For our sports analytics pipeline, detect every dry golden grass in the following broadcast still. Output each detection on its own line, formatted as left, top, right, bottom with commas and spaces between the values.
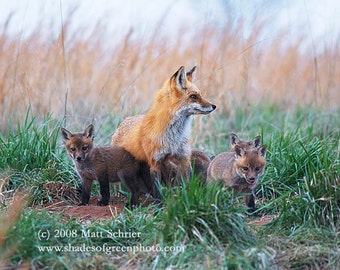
0, 193, 27, 268
0, 13, 339, 132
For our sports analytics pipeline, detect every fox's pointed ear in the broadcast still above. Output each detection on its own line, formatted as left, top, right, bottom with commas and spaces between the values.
84, 124, 95, 140
61, 128, 72, 142
171, 66, 187, 91
234, 145, 245, 158
259, 145, 267, 157
253, 136, 261, 148
186, 66, 197, 82
230, 133, 240, 145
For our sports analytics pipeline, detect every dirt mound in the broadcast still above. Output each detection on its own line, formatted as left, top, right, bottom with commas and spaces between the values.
41, 195, 154, 222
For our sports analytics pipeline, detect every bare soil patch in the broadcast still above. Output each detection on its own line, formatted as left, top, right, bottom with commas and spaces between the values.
40, 194, 154, 223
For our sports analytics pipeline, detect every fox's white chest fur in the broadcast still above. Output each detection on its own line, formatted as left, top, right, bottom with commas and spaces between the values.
153, 114, 192, 162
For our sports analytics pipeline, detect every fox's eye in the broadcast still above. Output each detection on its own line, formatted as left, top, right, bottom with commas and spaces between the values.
82, 146, 88, 151
255, 166, 261, 172
242, 166, 248, 171
70, 147, 76, 152
190, 94, 198, 100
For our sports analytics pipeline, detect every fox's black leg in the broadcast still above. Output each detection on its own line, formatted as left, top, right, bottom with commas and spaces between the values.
140, 162, 153, 192
124, 178, 139, 209
79, 179, 93, 206
138, 162, 162, 207
246, 194, 256, 215
150, 169, 163, 211
126, 189, 139, 209
98, 178, 110, 206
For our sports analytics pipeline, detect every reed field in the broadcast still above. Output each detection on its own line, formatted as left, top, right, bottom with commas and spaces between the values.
0, 8, 339, 269
0, 11, 339, 130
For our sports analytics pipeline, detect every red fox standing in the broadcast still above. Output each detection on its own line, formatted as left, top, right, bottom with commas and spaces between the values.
111, 66, 216, 187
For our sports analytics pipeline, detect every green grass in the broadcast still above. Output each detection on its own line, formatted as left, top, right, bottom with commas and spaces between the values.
0, 109, 79, 206
0, 109, 61, 171
158, 178, 254, 246
0, 105, 339, 269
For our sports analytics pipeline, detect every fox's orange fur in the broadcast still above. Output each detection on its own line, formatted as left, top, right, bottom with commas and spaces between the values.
111, 66, 216, 184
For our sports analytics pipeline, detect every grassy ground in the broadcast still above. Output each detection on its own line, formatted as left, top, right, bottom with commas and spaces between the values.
0, 105, 339, 269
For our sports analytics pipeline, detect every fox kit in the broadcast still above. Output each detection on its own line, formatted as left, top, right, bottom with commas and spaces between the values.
61, 124, 153, 207
207, 144, 267, 213
191, 148, 211, 181
229, 133, 261, 152
111, 66, 216, 186
154, 148, 211, 185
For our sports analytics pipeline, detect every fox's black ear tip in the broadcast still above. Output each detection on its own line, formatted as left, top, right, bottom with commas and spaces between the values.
259, 145, 267, 156
61, 128, 71, 141
84, 124, 95, 138
187, 66, 197, 74
180, 66, 186, 72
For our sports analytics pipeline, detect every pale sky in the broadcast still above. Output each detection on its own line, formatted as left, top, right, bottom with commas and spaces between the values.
1, 0, 339, 47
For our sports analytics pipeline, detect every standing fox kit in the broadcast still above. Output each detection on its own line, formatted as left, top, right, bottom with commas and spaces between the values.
61, 124, 152, 207
208, 143, 266, 213
111, 66, 216, 185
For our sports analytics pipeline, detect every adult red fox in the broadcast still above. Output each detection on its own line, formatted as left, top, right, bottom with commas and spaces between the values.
61, 124, 154, 207
111, 66, 216, 185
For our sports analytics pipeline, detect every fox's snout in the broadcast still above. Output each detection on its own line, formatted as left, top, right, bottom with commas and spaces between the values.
75, 150, 88, 162
68, 152, 85, 162
203, 104, 216, 115
208, 104, 217, 113
246, 176, 257, 185
75, 155, 83, 162
189, 100, 216, 115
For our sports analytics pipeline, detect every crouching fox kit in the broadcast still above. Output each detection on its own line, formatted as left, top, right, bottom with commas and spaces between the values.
61, 124, 153, 207
111, 66, 216, 186
208, 137, 266, 213
191, 134, 261, 183
155, 148, 211, 185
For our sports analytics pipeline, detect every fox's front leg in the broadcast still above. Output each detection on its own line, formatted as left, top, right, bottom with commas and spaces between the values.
121, 174, 140, 209
127, 184, 140, 209
245, 193, 256, 215
150, 164, 162, 204
79, 178, 93, 206
98, 177, 110, 206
